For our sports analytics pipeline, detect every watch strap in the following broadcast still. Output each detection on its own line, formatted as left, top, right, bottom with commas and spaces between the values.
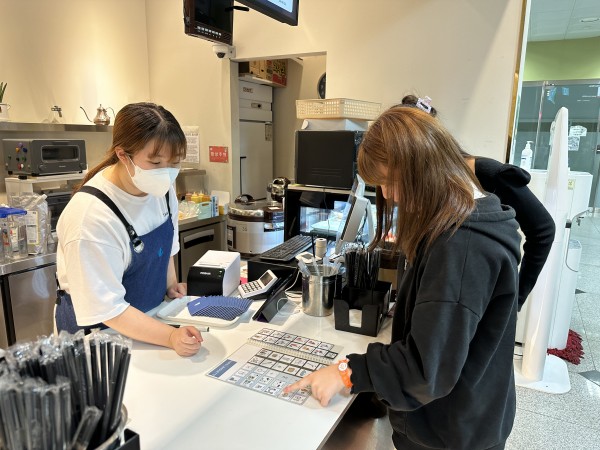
338, 359, 353, 389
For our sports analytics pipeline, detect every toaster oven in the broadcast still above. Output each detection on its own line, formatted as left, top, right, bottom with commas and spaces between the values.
3, 139, 87, 176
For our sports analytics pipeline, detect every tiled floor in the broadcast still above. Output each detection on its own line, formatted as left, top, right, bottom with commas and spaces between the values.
323, 213, 600, 450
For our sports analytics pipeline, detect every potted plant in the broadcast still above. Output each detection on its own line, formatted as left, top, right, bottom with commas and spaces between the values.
0, 82, 10, 121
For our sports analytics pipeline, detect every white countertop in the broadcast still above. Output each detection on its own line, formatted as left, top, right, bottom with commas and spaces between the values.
124, 300, 391, 450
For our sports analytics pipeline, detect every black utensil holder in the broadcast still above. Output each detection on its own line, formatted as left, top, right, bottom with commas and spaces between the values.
334, 281, 391, 337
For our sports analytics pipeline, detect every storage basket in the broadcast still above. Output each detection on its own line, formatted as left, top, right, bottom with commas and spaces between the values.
296, 98, 381, 120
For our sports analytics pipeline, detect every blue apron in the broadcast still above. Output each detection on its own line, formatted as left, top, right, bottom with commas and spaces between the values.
55, 187, 174, 333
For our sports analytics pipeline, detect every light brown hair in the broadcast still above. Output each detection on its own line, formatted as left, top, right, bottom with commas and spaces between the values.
358, 106, 482, 263
75, 102, 187, 192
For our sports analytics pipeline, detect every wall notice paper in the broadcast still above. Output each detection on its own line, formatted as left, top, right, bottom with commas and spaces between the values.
568, 136, 580, 152
207, 328, 342, 405
569, 125, 587, 137
183, 126, 199, 164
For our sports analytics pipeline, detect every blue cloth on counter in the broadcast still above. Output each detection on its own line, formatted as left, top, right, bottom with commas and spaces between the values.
187, 296, 253, 321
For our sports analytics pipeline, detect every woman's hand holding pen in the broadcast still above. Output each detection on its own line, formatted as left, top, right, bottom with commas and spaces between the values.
169, 326, 203, 356
284, 364, 347, 406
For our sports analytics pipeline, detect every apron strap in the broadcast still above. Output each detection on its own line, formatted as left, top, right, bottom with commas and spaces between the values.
165, 190, 172, 223
78, 185, 146, 252
78, 186, 172, 243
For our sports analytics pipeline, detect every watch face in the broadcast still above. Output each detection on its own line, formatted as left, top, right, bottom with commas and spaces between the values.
338, 362, 348, 371
318, 73, 326, 99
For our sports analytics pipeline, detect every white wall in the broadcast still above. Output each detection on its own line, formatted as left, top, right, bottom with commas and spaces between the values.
0, 0, 234, 194
0, 0, 150, 124
1, 0, 524, 198
232, 0, 524, 160
145, 0, 235, 193
272, 55, 326, 180
0, 0, 150, 173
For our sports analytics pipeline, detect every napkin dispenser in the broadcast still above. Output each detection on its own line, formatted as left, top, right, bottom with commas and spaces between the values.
187, 250, 241, 296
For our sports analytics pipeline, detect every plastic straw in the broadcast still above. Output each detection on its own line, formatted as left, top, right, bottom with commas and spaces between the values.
109, 348, 131, 433
0, 331, 136, 450
297, 259, 311, 277
70, 406, 103, 450
89, 338, 100, 409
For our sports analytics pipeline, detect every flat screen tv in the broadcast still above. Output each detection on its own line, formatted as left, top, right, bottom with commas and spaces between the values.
184, 0, 234, 45
236, 0, 299, 26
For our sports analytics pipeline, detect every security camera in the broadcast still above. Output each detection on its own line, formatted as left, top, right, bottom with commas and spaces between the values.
212, 44, 235, 59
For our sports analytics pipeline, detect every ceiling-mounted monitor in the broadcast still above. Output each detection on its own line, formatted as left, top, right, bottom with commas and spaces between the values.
236, 0, 299, 26
184, 0, 234, 45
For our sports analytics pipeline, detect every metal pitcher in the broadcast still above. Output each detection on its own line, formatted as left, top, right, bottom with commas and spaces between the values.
80, 104, 114, 125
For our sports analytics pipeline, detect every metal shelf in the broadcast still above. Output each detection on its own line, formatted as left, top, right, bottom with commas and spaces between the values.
238, 75, 286, 88
0, 252, 56, 276
0, 121, 112, 133
5, 173, 85, 183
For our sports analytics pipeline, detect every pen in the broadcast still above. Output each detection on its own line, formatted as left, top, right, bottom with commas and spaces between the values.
171, 324, 210, 332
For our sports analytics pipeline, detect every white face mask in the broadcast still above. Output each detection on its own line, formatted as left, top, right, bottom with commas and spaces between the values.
126, 156, 179, 197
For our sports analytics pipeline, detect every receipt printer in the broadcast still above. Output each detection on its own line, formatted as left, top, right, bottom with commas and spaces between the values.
187, 250, 241, 296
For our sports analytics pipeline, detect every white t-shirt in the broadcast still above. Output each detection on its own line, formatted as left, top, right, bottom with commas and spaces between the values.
473, 182, 486, 199
56, 169, 179, 326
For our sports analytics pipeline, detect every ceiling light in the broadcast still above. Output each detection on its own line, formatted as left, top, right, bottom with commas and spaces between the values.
579, 17, 600, 23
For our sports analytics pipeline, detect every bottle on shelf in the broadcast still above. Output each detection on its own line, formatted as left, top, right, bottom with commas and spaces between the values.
0, 207, 28, 260
190, 192, 201, 203
520, 141, 533, 171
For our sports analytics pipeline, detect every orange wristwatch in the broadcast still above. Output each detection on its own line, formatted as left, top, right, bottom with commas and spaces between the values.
338, 359, 353, 389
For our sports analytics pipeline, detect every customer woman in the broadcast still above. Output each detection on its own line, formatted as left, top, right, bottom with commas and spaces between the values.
399, 94, 555, 310
55, 102, 202, 357
285, 107, 521, 449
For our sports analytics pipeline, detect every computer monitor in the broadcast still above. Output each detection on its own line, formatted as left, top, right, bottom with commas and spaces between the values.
334, 192, 374, 254
303, 175, 367, 239
236, 0, 299, 26
183, 0, 234, 45
351, 174, 366, 198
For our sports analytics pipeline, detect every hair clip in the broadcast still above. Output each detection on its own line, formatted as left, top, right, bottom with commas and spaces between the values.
416, 96, 432, 114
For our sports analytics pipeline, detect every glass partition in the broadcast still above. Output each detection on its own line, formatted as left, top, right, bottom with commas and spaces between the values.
511, 80, 600, 209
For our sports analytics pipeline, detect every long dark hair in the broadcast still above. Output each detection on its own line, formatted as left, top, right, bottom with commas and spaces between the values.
75, 102, 187, 192
358, 106, 481, 263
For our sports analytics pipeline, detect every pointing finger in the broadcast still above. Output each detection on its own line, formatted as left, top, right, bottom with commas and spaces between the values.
284, 376, 311, 393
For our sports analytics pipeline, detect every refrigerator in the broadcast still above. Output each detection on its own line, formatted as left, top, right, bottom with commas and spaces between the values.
0, 258, 57, 348
239, 80, 273, 200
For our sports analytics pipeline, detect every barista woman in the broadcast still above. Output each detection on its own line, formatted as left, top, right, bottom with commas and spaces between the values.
286, 107, 521, 449
55, 102, 202, 357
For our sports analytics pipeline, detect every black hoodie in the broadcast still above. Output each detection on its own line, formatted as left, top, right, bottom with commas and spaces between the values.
348, 194, 521, 450
474, 157, 555, 310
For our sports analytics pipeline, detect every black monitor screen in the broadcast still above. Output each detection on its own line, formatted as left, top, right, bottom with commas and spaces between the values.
184, 0, 234, 45
237, 0, 299, 26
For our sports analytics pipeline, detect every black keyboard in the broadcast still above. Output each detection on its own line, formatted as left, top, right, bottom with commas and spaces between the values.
259, 235, 313, 262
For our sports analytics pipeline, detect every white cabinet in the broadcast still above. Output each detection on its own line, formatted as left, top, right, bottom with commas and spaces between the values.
239, 80, 273, 200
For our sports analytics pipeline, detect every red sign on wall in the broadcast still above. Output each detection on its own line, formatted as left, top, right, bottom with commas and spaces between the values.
209, 146, 229, 163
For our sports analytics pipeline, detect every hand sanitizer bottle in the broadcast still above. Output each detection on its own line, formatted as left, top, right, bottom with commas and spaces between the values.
520, 141, 533, 171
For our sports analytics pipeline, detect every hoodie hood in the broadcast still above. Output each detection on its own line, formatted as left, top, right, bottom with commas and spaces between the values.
463, 194, 522, 265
